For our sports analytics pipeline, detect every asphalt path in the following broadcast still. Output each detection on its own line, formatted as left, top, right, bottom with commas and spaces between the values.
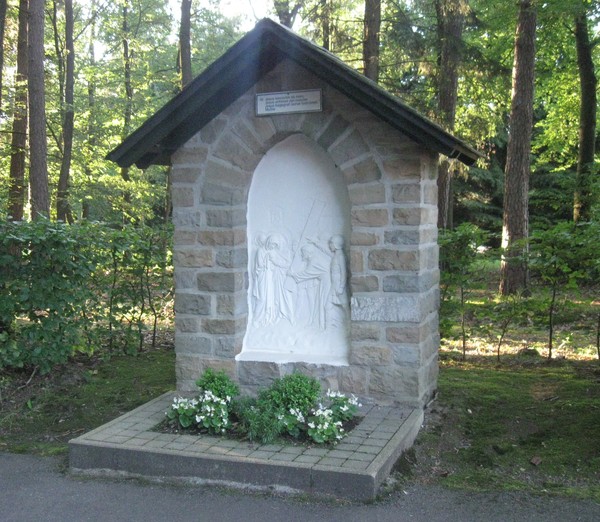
2, 453, 599, 522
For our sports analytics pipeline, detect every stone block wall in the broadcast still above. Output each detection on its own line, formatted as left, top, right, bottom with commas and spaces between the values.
171, 59, 439, 408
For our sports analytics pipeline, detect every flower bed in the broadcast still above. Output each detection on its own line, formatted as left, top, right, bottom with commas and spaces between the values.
160, 369, 362, 445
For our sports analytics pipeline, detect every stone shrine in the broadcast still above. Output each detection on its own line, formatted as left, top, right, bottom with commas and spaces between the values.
108, 19, 479, 408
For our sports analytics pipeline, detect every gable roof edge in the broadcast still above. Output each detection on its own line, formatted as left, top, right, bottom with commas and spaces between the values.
107, 18, 482, 169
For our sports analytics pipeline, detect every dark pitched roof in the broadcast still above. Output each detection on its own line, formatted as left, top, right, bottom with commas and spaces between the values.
107, 18, 481, 169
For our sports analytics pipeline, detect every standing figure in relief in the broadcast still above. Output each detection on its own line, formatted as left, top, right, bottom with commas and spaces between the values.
289, 245, 328, 329
264, 233, 294, 324
251, 234, 269, 325
308, 235, 349, 326
328, 235, 349, 310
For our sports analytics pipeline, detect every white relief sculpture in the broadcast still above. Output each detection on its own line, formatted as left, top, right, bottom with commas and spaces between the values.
262, 233, 294, 325
288, 244, 329, 329
251, 234, 269, 325
240, 134, 351, 365
307, 235, 350, 327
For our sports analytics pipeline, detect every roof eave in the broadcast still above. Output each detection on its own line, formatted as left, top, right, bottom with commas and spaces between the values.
107, 18, 482, 170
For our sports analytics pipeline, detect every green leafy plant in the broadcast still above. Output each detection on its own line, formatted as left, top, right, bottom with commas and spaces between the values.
231, 397, 282, 444
195, 368, 239, 400
166, 370, 361, 445
258, 373, 321, 438
439, 223, 489, 359
0, 220, 173, 373
306, 390, 361, 444
195, 390, 233, 434
529, 222, 595, 358
166, 397, 199, 429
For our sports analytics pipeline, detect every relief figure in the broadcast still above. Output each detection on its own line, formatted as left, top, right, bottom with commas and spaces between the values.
288, 245, 328, 329
262, 233, 294, 325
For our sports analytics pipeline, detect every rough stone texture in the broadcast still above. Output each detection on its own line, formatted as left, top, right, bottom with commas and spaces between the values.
350, 345, 393, 366
368, 249, 419, 271
350, 231, 380, 246
351, 323, 382, 342
351, 295, 421, 323
175, 334, 213, 355
171, 58, 440, 408
348, 183, 386, 205
174, 293, 211, 315
197, 272, 245, 293
350, 275, 379, 293
351, 208, 389, 227
171, 186, 195, 207
173, 248, 213, 268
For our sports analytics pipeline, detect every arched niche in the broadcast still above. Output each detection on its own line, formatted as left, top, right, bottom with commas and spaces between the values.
237, 134, 351, 365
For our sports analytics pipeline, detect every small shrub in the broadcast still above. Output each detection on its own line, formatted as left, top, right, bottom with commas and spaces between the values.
195, 368, 239, 400
195, 390, 233, 434
258, 373, 321, 438
164, 371, 362, 445
232, 397, 283, 444
259, 373, 320, 413
166, 397, 199, 429
306, 390, 361, 444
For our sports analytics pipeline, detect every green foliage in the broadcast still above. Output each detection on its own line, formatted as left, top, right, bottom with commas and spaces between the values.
256, 373, 321, 438
0, 220, 173, 373
166, 397, 199, 429
439, 224, 489, 358
195, 368, 240, 400
258, 373, 321, 416
195, 390, 234, 435
168, 370, 239, 434
231, 396, 284, 445
306, 390, 361, 444
0, 219, 98, 372
529, 221, 598, 357
167, 370, 361, 445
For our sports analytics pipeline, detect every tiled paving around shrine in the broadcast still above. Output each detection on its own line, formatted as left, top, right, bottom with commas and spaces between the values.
69, 392, 423, 501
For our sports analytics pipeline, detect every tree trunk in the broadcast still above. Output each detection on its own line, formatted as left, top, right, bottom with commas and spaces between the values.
0, 0, 8, 111
179, 0, 192, 88
121, 1, 132, 209
274, 1, 302, 28
321, 0, 330, 51
499, 0, 536, 295
28, 0, 49, 219
573, 11, 596, 223
435, 0, 465, 230
363, 0, 381, 82
8, 0, 29, 222
57, 0, 74, 223
83, 0, 97, 220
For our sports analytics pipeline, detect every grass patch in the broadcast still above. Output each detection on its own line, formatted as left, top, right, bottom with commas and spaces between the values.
0, 348, 175, 455
409, 357, 600, 502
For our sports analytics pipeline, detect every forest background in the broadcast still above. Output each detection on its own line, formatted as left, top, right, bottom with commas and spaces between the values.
0, 0, 599, 372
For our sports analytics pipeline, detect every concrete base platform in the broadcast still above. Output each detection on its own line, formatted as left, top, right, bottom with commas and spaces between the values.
69, 392, 423, 501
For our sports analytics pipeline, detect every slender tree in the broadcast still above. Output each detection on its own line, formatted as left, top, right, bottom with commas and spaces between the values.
179, 0, 192, 88
363, 0, 381, 82
56, 0, 75, 222
83, 0, 98, 220
28, 0, 50, 219
0, 0, 7, 111
500, 0, 537, 295
274, 0, 303, 28
435, 0, 466, 230
573, 9, 597, 223
120, 0, 133, 208
8, 0, 29, 221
